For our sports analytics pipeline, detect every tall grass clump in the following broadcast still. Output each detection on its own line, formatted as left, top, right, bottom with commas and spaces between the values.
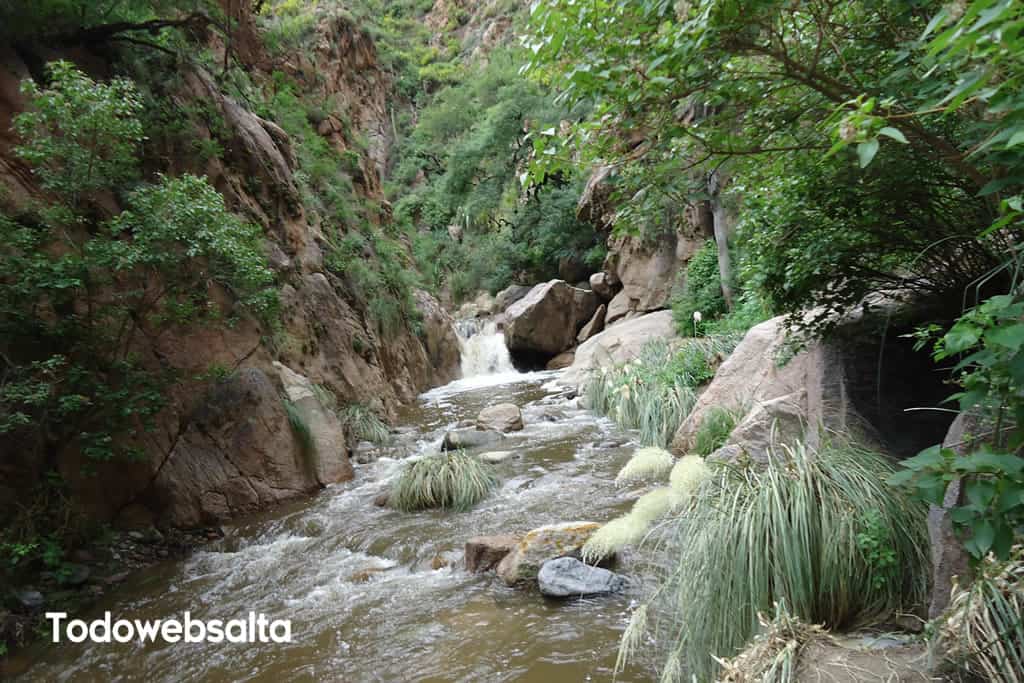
620, 440, 929, 681
339, 403, 391, 444
585, 336, 738, 447
692, 405, 743, 456
934, 547, 1024, 682
390, 450, 498, 512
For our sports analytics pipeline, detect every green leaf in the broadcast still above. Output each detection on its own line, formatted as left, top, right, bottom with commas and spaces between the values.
857, 139, 879, 168
986, 323, 1024, 350
972, 519, 995, 554
878, 127, 909, 144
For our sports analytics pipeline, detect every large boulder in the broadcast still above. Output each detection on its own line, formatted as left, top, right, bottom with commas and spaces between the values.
537, 557, 627, 597
496, 521, 600, 585
414, 290, 462, 386
476, 403, 524, 433
152, 368, 325, 527
465, 534, 519, 573
442, 428, 505, 451
601, 227, 706, 321
589, 272, 616, 300
273, 361, 355, 485
670, 316, 845, 457
494, 284, 532, 313
562, 310, 677, 388
577, 304, 607, 344
504, 280, 598, 356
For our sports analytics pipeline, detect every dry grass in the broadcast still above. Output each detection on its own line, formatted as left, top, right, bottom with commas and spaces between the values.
935, 546, 1024, 683
716, 602, 833, 683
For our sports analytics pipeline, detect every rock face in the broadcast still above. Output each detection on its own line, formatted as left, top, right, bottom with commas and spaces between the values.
671, 316, 845, 460
504, 280, 598, 357
546, 351, 576, 370
496, 521, 600, 585
537, 557, 627, 597
577, 304, 606, 344
442, 428, 505, 451
927, 411, 984, 618
601, 228, 707, 323
494, 284, 532, 313
465, 534, 519, 573
672, 311, 956, 464
0, 10, 474, 533
476, 403, 524, 433
152, 368, 325, 527
414, 290, 462, 387
273, 361, 354, 485
562, 310, 677, 388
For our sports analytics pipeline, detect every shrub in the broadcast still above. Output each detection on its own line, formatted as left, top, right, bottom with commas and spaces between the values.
620, 440, 930, 681
390, 451, 498, 512
671, 240, 728, 337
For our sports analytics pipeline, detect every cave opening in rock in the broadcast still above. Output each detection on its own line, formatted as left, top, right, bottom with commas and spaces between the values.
837, 311, 959, 459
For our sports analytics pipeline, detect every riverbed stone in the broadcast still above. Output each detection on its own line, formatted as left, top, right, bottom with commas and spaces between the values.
479, 450, 516, 464
495, 284, 532, 313
14, 590, 44, 609
496, 521, 601, 586
476, 403, 524, 432
537, 557, 627, 597
442, 428, 505, 451
465, 534, 519, 573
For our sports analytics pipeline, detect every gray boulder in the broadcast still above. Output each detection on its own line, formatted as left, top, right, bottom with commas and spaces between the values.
537, 557, 627, 597
442, 428, 505, 451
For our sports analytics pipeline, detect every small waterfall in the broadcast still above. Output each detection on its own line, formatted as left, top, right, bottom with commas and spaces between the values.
456, 318, 515, 376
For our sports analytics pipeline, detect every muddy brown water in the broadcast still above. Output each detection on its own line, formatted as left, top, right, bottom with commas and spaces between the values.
17, 370, 660, 682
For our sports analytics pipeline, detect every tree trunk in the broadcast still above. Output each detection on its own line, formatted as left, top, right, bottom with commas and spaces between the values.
709, 170, 734, 311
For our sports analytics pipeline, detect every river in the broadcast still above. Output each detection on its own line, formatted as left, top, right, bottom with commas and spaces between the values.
18, 321, 657, 682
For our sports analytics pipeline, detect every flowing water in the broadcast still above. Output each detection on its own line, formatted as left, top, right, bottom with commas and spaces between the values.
18, 321, 658, 682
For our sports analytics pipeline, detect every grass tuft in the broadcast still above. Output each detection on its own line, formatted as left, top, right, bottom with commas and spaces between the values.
390, 450, 498, 512
339, 403, 391, 444
621, 439, 930, 681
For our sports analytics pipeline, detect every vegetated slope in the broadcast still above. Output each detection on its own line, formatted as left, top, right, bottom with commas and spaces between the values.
0, 0, 467, 542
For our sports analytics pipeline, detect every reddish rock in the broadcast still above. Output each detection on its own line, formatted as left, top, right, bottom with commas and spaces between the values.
465, 534, 519, 573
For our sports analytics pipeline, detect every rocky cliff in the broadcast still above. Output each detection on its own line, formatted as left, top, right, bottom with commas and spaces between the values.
0, 5, 460, 530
